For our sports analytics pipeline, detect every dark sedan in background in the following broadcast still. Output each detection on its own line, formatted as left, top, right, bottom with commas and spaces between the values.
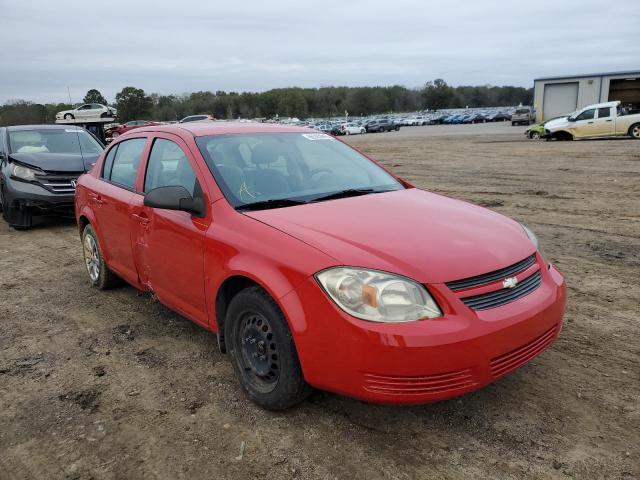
0, 125, 103, 229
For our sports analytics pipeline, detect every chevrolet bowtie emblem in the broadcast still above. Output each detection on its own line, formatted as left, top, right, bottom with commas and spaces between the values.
503, 277, 518, 289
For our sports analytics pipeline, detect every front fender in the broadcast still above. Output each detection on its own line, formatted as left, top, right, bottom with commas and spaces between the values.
203, 201, 337, 333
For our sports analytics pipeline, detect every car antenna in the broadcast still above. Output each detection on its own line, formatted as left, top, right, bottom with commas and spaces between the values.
67, 85, 85, 160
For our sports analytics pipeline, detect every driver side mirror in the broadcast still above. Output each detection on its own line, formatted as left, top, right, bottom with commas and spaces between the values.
143, 185, 205, 217
567, 116, 576, 122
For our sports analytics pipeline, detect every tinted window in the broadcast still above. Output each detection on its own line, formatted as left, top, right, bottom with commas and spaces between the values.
597, 107, 611, 119
108, 138, 146, 189
144, 138, 197, 195
575, 109, 595, 121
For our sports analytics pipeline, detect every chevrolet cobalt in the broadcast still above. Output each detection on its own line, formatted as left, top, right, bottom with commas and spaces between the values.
75, 123, 566, 409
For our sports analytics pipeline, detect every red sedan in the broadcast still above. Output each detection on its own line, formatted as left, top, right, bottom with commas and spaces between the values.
75, 123, 566, 409
105, 120, 161, 140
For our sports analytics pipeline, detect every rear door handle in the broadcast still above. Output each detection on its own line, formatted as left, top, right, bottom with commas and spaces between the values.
89, 193, 105, 205
606, 120, 612, 122
131, 212, 150, 225
587, 121, 594, 124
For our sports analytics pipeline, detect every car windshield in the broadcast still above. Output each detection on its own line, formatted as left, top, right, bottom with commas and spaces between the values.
8, 128, 103, 155
196, 132, 404, 209
515, 109, 530, 114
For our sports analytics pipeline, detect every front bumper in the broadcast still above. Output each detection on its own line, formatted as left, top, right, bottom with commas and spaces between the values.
2, 177, 75, 225
281, 257, 566, 404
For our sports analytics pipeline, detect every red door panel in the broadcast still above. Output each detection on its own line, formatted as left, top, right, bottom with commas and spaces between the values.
90, 181, 137, 283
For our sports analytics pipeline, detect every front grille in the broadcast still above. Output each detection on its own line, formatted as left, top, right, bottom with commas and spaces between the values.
34, 173, 82, 194
446, 254, 537, 291
460, 270, 542, 310
362, 368, 477, 396
490, 324, 558, 378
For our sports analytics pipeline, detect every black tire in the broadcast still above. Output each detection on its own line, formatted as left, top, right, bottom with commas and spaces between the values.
4, 202, 32, 229
82, 224, 119, 289
64, 113, 74, 120
511, 122, 516, 126
629, 123, 640, 139
530, 131, 541, 140
225, 286, 311, 410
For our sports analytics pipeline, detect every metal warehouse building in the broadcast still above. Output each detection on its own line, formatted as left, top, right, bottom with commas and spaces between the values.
533, 70, 640, 122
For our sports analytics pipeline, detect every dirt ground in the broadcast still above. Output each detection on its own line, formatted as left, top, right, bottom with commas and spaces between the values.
1, 123, 638, 480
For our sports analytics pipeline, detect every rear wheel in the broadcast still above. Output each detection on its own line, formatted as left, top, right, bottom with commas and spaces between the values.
82, 224, 119, 289
630, 123, 640, 139
111, 131, 120, 138
225, 286, 311, 410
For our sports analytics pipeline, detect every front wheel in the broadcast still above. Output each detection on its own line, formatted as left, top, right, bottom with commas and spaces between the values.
630, 123, 640, 139
64, 113, 74, 120
82, 224, 119, 289
225, 286, 311, 410
530, 131, 541, 140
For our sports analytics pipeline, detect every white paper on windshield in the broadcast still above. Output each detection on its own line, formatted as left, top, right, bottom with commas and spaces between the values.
302, 133, 335, 141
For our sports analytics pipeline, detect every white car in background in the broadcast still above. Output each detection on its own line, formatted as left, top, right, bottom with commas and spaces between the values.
342, 123, 366, 135
56, 103, 117, 121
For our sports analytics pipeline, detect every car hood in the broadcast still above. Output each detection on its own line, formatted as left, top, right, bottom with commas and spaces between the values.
545, 117, 570, 131
246, 188, 535, 284
9, 152, 99, 173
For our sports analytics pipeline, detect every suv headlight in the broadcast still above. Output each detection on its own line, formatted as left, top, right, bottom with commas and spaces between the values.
11, 163, 39, 181
315, 267, 441, 323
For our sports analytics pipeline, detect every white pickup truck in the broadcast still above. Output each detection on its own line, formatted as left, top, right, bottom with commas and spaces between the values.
544, 101, 640, 140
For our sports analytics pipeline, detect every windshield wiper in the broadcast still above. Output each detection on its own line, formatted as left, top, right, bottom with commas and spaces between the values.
311, 188, 384, 203
236, 198, 307, 211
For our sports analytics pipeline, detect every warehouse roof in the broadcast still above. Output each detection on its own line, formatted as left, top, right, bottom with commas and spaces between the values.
534, 70, 640, 82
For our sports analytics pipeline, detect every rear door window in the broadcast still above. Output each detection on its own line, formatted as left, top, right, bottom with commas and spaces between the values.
597, 107, 611, 119
105, 138, 146, 190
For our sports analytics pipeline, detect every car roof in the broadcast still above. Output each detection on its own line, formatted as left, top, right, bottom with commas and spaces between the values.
6, 124, 84, 131
132, 121, 316, 137
581, 101, 620, 109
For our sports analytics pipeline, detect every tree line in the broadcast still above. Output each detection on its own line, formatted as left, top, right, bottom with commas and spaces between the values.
0, 80, 532, 125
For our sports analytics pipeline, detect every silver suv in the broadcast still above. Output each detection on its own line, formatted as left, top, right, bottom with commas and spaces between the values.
511, 107, 535, 126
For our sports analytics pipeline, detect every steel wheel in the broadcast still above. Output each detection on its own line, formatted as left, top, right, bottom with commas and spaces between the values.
237, 311, 280, 393
83, 233, 100, 282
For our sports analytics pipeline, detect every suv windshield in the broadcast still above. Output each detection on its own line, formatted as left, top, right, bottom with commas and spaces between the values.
196, 133, 403, 210
515, 109, 530, 114
8, 128, 103, 155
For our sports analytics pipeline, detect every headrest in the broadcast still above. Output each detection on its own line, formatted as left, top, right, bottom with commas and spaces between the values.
251, 142, 285, 166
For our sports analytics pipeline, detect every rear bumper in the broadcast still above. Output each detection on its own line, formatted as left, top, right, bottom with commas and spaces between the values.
281, 260, 566, 404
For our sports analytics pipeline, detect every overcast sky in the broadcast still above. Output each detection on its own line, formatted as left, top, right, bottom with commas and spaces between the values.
0, 0, 638, 104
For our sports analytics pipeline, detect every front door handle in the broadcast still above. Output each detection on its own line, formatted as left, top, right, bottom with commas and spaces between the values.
587, 121, 594, 124
606, 119, 612, 122
131, 212, 150, 225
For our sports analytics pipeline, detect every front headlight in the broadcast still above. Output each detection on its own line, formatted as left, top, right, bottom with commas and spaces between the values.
11, 163, 39, 181
315, 267, 441, 323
